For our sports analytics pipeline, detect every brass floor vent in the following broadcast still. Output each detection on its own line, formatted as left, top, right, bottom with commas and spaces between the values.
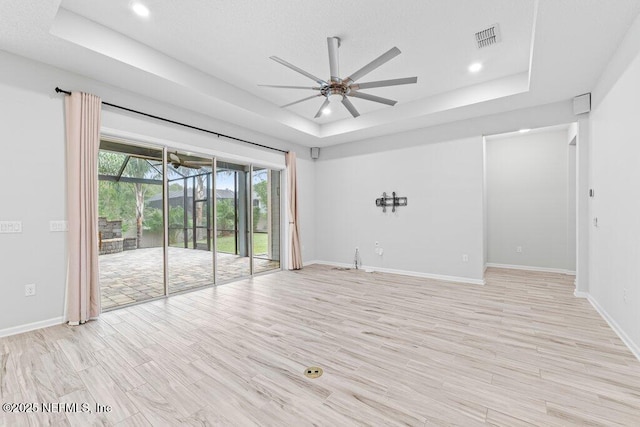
304, 367, 323, 379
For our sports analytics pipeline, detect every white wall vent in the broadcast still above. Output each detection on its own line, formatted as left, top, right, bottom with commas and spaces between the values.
475, 24, 501, 48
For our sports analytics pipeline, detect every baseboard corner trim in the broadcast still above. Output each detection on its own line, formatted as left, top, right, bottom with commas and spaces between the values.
0, 316, 66, 338
573, 289, 589, 298
586, 294, 640, 363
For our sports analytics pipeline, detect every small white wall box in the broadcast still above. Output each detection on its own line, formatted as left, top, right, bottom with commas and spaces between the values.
573, 93, 591, 115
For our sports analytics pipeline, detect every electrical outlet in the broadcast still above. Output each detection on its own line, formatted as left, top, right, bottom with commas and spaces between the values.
462, 254, 469, 262
516, 246, 523, 253
25, 284, 36, 297
375, 247, 384, 256
623, 287, 627, 303
0, 221, 22, 233
375, 241, 379, 247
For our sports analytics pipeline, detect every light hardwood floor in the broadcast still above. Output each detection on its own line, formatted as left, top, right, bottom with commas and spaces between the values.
1, 265, 640, 426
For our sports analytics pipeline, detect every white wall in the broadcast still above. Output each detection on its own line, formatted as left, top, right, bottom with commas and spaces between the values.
0, 60, 67, 332
483, 139, 488, 268
575, 116, 590, 293
296, 156, 316, 262
566, 123, 577, 274
588, 12, 640, 358
315, 136, 485, 283
0, 51, 315, 334
485, 130, 573, 271
567, 121, 579, 273
567, 143, 577, 271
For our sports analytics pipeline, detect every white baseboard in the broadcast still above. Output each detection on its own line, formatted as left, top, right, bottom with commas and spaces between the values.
486, 263, 576, 276
584, 294, 640, 363
0, 316, 65, 338
303, 259, 321, 267
314, 260, 356, 270
373, 266, 486, 285
310, 261, 485, 285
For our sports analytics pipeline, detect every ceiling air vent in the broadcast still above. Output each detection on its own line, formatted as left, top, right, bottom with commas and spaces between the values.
475, 24, 501, 48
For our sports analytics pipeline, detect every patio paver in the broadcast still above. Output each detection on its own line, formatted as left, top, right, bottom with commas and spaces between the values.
99, 246, 279, 310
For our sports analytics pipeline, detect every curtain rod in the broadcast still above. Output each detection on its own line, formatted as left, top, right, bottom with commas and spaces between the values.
54, 87, 288, 154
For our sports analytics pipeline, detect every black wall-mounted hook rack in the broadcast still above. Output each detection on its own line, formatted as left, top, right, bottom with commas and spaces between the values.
375, 192, 408, 213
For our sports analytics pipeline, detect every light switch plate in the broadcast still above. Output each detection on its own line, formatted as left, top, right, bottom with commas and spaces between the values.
0, 221, 22, 233
49, 220, 68, 232
25, 284, 36, 297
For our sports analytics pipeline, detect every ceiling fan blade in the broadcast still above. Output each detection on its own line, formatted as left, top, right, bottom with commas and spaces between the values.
349, 91, 397, 106
182, 160, 212, 165
270, 56, 327, 86
341, 96, 360, 118
281, 94, 322, 108
344, 47, 401, 84
168, 151, 212, 168
352, 77, 417, 90
180, 163, 203, 170
327, 37, 340, 83
259, 84, 321, 90
314, 98, 331, 118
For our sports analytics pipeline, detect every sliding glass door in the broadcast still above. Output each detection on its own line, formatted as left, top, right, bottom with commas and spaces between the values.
215, 161, 251, 282
166, 151, 215, 294
97, 141, 165, 310
97, 140, 283, 310
252, 167, 281, 273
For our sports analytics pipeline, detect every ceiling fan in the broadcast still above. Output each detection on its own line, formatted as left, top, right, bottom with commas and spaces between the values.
168, 152, 211, 170
260, 37, 417, 119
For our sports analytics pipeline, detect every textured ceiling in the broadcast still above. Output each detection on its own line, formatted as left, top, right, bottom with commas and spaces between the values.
1, 0, 640, 147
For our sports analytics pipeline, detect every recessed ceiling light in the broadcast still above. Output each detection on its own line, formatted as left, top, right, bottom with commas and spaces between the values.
468, 62, 483, 73
519, 128, 531, 133
132, 2, 150, 18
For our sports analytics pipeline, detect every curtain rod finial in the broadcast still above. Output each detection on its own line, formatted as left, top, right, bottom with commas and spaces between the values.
55, 87, 72, 95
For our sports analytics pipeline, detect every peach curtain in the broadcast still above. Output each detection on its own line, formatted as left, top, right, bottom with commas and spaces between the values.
65, 92, 102, 325
286, 151, 303, 270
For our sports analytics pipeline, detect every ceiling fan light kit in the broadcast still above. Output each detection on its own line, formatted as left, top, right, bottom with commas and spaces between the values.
261, 37, 418, 119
